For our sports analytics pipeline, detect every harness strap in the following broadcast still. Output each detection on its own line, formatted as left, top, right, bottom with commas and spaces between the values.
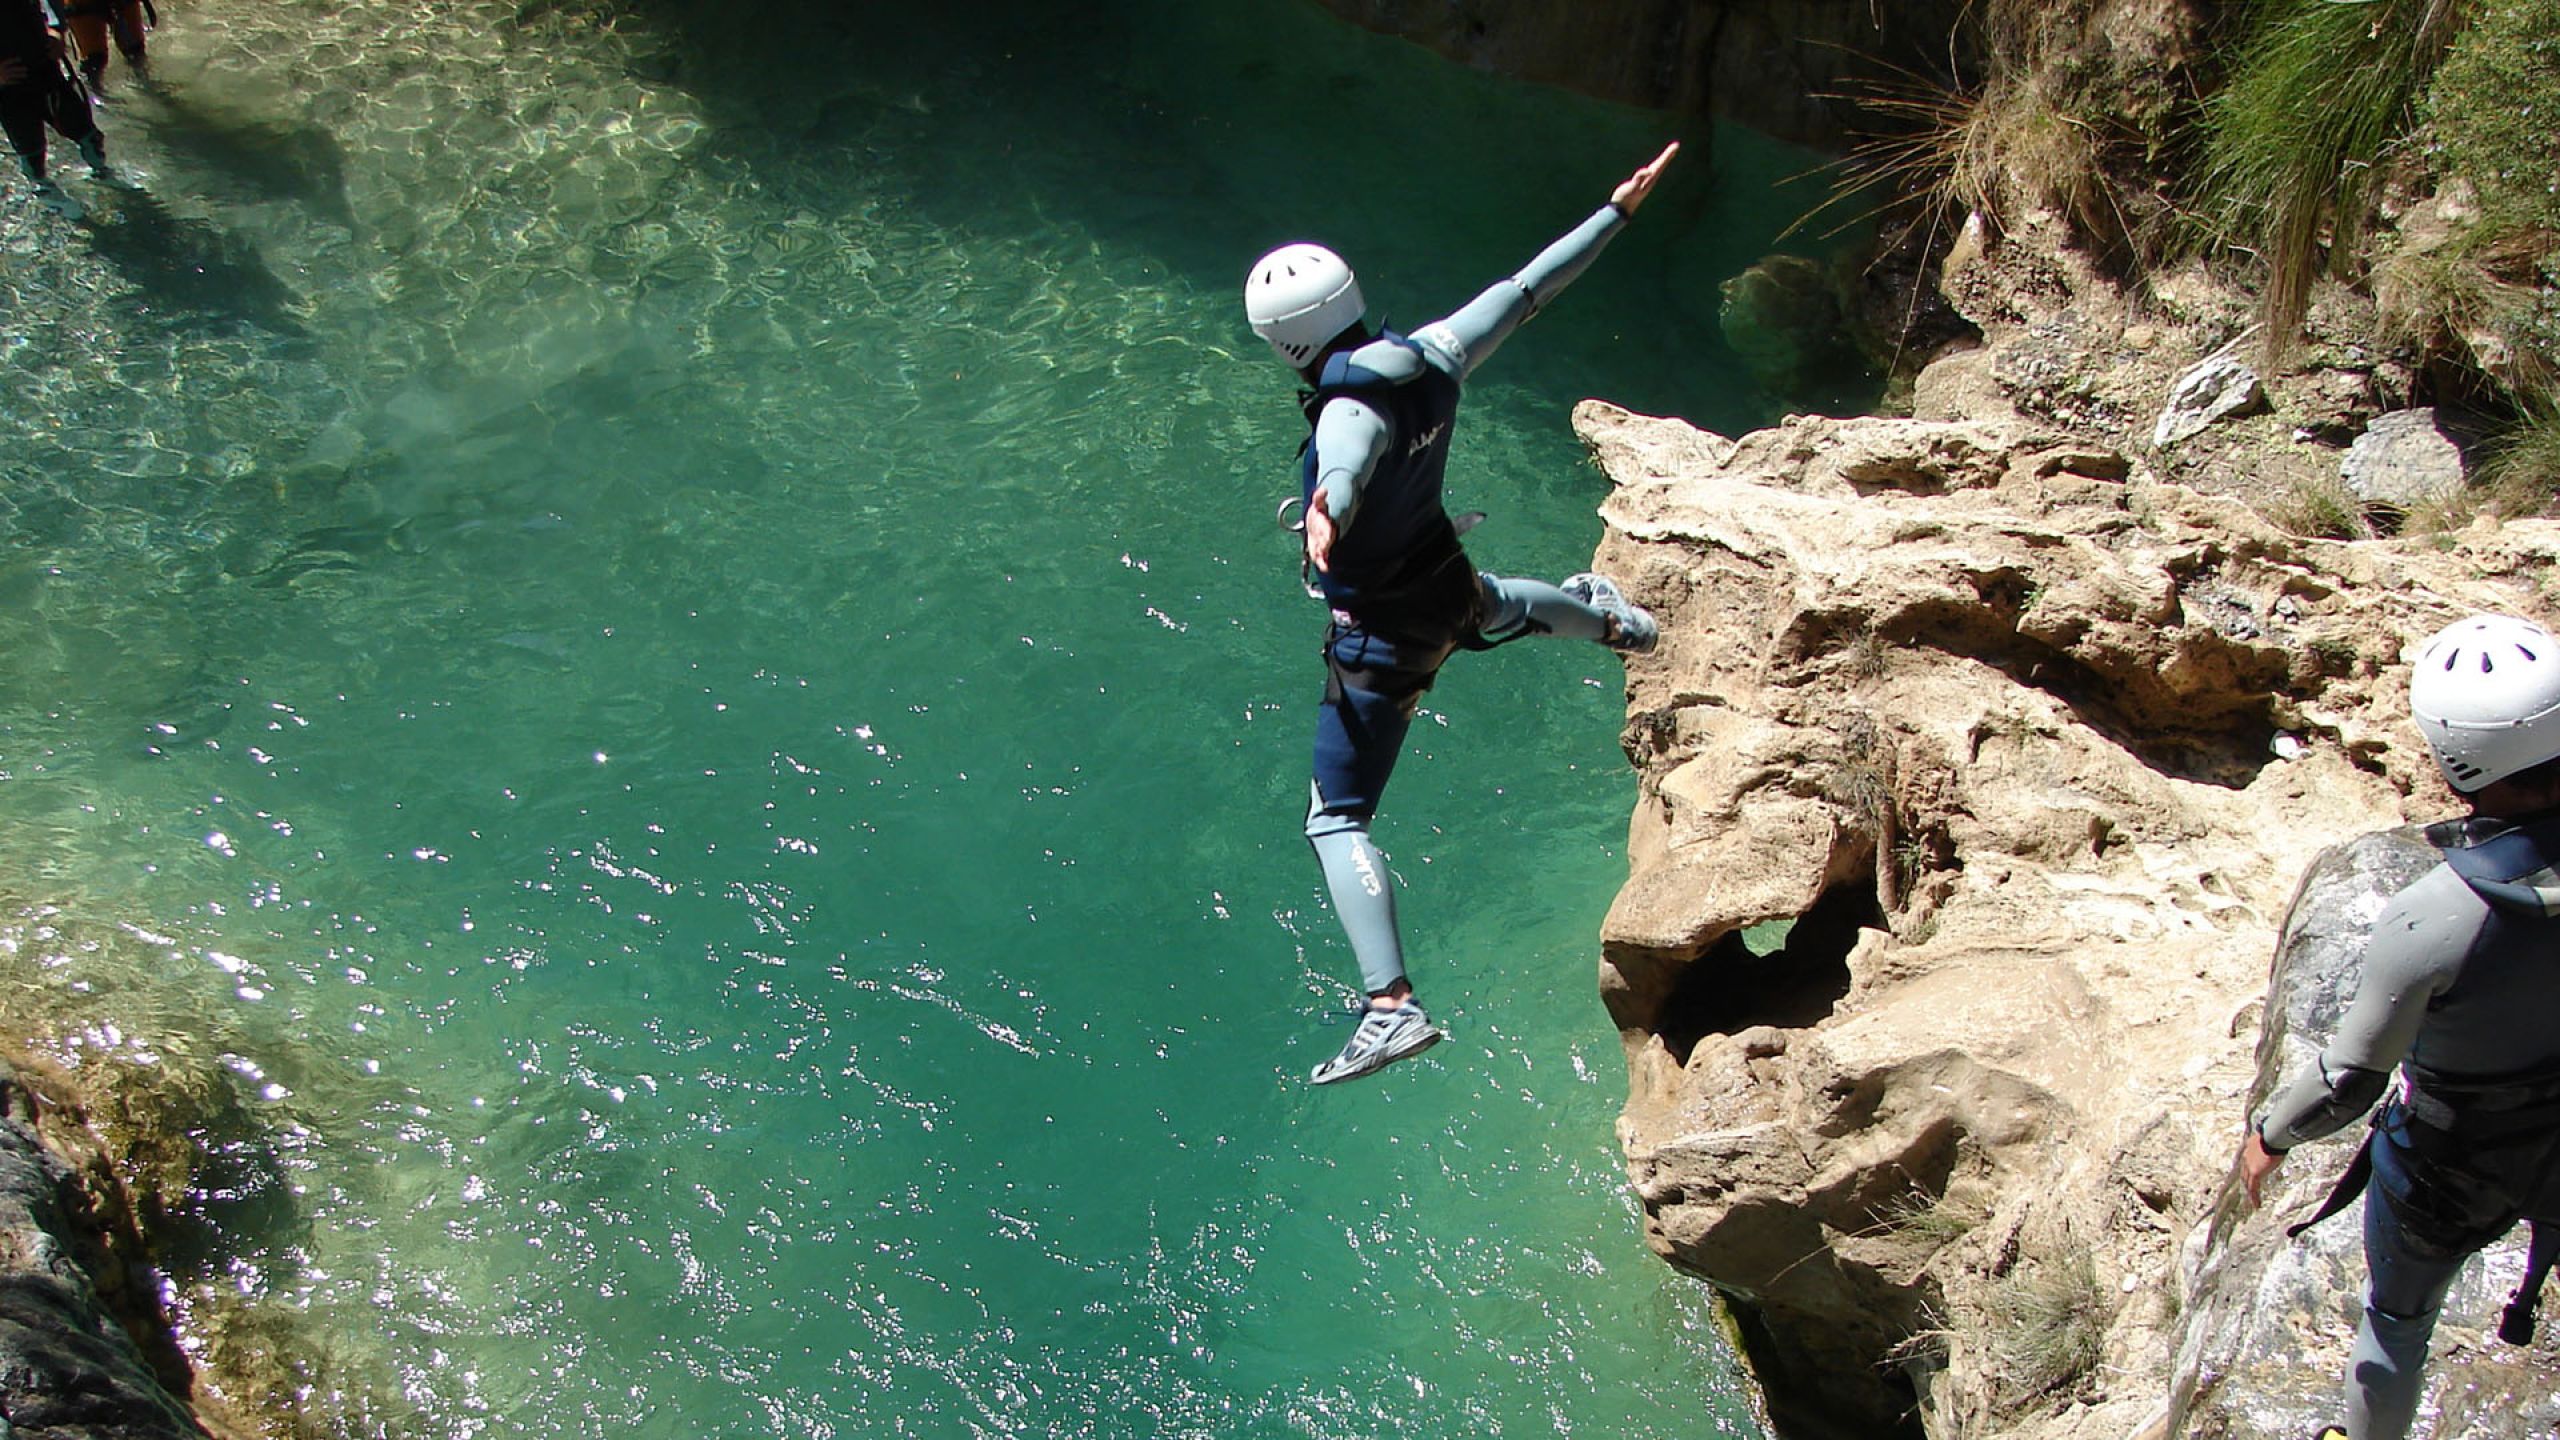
2286, 1128, 2377, 1240
2499, 1219, 2559, 1344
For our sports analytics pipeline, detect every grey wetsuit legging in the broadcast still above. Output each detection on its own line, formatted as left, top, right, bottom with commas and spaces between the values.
1302, 203, 1632, 997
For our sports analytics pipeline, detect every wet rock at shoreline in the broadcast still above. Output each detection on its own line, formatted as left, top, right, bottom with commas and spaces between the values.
0, 1061, 204, 1440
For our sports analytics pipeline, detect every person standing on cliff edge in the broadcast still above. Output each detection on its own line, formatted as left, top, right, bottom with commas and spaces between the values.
2239, 612, 2560, 1440
1242, 141, 1678, 1086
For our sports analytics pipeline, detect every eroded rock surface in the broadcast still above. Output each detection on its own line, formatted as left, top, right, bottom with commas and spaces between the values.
1306, 0, 1971, 146
1577, 397, 2560, 1440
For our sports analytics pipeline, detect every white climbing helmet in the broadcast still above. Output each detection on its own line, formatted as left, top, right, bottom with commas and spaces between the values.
2409, 613, 2560, 792
1244, 243, 1363, 370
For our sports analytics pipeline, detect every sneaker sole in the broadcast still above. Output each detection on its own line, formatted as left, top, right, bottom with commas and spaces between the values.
1308, 1027, 1442, 1086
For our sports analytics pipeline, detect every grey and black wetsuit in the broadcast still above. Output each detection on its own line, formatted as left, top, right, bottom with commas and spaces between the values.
1297, 201, 1633, 997
2255, 812, 2560, 1440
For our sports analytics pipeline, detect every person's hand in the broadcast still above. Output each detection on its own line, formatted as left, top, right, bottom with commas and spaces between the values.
2239, 1128, 2286, 1209
1611, 141, 1681, 217
47, 33, 68, 65
1304, 489, 1337, 573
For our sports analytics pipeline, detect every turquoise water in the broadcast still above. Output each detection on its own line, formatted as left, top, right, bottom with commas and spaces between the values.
0, 1, 1851, 1434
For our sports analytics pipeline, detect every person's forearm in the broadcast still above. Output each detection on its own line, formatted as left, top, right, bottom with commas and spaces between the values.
1515, 202, 1627, 311
2255, 1056, 2391, 1150
1425, 204, 1627, 379
2254, 866, 2473, 1149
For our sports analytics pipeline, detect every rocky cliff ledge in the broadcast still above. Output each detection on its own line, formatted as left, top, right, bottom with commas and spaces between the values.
1578, 393, 2560, 1439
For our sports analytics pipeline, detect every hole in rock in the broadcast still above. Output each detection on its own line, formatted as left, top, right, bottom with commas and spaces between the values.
1721, 1289, 1928, 1440
1655, 880, 1881, 1066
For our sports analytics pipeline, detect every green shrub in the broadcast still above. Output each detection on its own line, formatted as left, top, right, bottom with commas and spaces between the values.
2478, 405, 2560, 511
2423, 0, 2560, 237
2405, 1, 2560, 418
2196, 0, 2466, 340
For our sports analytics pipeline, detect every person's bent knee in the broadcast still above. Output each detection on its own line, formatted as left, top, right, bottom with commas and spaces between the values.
1305, 804, 1371, 844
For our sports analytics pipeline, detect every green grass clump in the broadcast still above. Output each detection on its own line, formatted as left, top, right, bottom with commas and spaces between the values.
2196, 0, 2466, 340
2266, 475, 2370, 539
2478, 406, 2560, 512
1986, 1245, 2110, 1403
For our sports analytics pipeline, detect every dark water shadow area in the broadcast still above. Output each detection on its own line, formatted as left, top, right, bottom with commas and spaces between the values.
84, 186, 307, 337
127, 85, 356, 229
567, 0, 1870, 432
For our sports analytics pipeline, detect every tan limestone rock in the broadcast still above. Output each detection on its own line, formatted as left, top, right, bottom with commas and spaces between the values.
1576, 397, 2560, 1440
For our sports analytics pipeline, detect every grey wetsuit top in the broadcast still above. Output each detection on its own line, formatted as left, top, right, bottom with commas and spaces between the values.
2257, 850, 2560, 1151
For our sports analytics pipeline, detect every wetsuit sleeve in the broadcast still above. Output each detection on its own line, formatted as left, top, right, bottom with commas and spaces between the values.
1409, 203, 1629, 382
1310, 395, 1392, 530
2255, 865, 2481, 1150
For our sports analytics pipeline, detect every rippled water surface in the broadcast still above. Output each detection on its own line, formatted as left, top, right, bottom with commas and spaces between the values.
0, 1, 1848, 1433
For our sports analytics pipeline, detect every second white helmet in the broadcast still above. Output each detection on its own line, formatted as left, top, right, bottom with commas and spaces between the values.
2410, 613, 2560, 792
1245, 244, 1364, 370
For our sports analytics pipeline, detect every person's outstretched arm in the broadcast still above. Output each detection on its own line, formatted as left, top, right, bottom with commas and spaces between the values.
1411, 141, 1678, 383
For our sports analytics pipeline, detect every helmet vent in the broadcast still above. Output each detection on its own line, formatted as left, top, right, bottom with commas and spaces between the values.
2483, 653, 2497, 673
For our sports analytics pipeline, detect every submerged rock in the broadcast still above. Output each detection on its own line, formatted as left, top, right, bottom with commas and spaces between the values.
1718, 254, 1866, 397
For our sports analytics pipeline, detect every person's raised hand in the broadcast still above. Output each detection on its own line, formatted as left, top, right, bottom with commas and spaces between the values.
1611, 141, 1680, 217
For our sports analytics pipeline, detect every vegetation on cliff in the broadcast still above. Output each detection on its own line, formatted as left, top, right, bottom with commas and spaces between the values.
1852, 0, 2560, 503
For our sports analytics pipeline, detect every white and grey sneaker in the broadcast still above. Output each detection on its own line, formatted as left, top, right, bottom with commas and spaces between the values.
1562, 572, 1658, 655
1309, 1001, 1442, 1086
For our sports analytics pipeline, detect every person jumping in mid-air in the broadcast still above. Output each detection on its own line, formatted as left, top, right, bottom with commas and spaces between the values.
1243, 141, 1679, 1086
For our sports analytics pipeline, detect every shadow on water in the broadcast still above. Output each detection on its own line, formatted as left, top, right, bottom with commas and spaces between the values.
85, 186, 307, 336
131, 87, 355, 229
